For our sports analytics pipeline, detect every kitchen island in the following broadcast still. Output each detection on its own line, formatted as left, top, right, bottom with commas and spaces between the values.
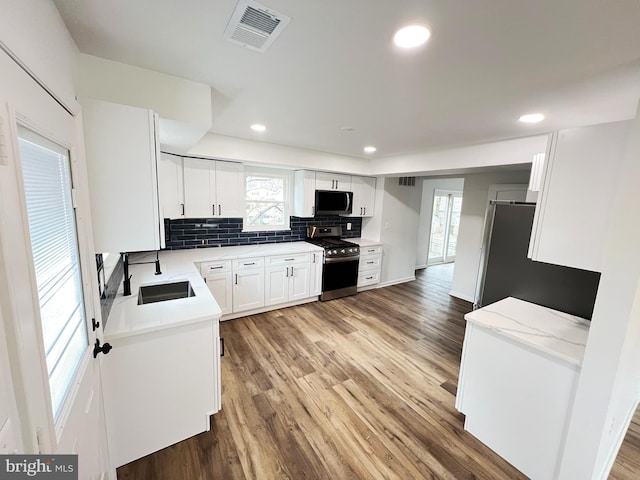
455, 297, 590, 480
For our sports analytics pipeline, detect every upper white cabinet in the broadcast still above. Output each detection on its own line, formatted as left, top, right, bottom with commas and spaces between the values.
293, 170, 316, 217
158, 153, 184, 219
82, 98, 164, 252
350, 176, 376, 217
529, 120, 633, 272
182, 157, 244, 218
293, 170, 376, 217
315, 172, 351, 191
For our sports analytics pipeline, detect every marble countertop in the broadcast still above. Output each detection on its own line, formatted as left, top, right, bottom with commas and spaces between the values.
350, 238, 382, 247
464, 297, 590, 367
104, 242, 324, 341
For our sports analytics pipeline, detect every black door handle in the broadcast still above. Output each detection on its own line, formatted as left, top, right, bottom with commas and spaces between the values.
93, 339, 112, 358
220, 338, 225, 357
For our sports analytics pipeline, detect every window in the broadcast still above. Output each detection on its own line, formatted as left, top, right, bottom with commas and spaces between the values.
19, 127, 88, 420
428, 190, 463, 265
244, 168, 292, 231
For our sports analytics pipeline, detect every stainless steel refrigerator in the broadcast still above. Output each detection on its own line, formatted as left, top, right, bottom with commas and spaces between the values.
475, 201, 600, 319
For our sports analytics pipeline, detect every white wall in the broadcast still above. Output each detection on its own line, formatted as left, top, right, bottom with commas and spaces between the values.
370, 135, 548, 176
0, 0, 79, 111
366, 177, 424, 286
76, 54, 212, 152
416, 177, 465, 269
450, 170, 532, 302
190, 133, 372, 175
558, 104, 640, 479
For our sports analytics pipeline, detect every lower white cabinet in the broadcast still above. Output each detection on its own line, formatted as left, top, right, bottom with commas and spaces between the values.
358, 245, 383, 288
102, 319, 220, 468
232, 257, 265, 312
201, 260, 232, 316
265, 253, 311, 306
309, 251, 323, 296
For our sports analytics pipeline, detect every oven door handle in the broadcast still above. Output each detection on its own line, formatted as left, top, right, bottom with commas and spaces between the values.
324, 255, 360, 264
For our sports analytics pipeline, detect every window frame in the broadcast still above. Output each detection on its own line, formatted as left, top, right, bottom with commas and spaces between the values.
243, 166, 293, 232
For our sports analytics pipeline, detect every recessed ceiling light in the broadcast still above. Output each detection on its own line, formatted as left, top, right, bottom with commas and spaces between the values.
519, 113, 545, 123
364, 146, 377, 154
394, 25, 431, 48
250, 124, 266, 132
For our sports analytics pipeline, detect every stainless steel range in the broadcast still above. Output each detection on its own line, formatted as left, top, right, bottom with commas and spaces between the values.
306, 226, 359, 301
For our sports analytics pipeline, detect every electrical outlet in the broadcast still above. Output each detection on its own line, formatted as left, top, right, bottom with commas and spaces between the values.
346, 222, 352, 230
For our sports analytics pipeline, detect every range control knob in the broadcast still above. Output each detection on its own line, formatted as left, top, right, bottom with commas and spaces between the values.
340, 249, 346, 254
332, 250, 338, 255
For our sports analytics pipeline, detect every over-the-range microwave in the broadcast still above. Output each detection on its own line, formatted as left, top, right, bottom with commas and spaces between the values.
314, 190, 353, 216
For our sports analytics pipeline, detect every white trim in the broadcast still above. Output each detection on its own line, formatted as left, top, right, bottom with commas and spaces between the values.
597, 398, 639, 479
220, 296, 317, 321
449, 290, 474, 303
377, 276, 416, 288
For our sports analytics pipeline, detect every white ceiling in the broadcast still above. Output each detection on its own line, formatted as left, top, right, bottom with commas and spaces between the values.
53, 0, 640, 159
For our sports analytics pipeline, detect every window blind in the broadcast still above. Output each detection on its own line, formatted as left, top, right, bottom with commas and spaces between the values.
19, 128, 88, 419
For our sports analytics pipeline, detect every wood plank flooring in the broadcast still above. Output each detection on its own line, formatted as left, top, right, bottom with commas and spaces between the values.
117, 263, 640, 479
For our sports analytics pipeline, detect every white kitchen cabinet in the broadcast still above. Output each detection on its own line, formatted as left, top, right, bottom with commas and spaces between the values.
456, 298, 588, 480
82, 98, 164, 252
309, 251, 323, 296
265, 253, 311, 306
158, 152, 184, 219
183, 157, 244, 218
293, 170, 316, 217
232, 257, 265, 311
358, 244, 383, 289
102, 318, 220, 468
315, 172, 351, 191
529, 120, 632, 271
350, 176, 376, 217
201, 260, 233, 316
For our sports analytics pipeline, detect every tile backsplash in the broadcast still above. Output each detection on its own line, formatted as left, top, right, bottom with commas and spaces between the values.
165, 215, 362, 250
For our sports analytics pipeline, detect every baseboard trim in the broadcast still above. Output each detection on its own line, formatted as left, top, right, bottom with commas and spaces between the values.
378, 276, 416, 288
415, 264, 427, 270
221, 296, 318, 321
449, 290, 474, 303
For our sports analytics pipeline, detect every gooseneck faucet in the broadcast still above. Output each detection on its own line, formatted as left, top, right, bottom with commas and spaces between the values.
121, 251, 162, 296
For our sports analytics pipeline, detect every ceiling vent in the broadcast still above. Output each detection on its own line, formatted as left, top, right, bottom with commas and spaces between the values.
224, 0, 291, 53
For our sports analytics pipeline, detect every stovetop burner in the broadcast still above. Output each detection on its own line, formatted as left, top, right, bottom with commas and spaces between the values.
306, 226, 360, 258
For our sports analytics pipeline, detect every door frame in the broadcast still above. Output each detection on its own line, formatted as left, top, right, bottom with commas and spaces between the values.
427, 189, 463, 265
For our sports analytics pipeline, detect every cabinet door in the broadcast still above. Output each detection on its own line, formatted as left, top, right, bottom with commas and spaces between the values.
158, 153, 184, 219
82, 99, 163, 252
351, 176, 376, 217
289, 263, 311, 301
316, 172, 351, 191
233, 268, 265, 312
529, 120, 632, 271
205, 272, 233, 316
183, 157, 214, 217
214, 161, 244, 218
265, 266, 288, 306
309, 252, 323, 296
293, 170, 316, 217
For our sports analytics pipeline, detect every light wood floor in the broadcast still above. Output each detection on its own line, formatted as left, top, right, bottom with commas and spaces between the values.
118, 263, 640, 479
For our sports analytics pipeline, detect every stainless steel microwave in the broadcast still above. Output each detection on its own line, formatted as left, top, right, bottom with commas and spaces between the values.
314, 190, 353, 215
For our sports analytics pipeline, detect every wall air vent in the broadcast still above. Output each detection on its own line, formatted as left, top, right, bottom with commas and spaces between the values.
398, 177, 417, 187
224, 0, 291, 53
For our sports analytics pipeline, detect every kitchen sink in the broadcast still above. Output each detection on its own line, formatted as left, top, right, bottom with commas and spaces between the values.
137, 281, 195, 305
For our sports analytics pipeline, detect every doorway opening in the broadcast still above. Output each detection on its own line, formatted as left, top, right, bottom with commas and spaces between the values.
428, 190, 462, 265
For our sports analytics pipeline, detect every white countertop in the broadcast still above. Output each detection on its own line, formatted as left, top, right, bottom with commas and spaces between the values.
464, 297, 590, 367
349, 238, 382, 247
104, 242, 324, 341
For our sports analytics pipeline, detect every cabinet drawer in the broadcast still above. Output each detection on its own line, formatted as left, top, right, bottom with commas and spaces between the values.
200, 260, 231, 275
267, 253, 310, 266
358, 269, 380, 287
359, 255, 381, 271
361, 246, 382, 256
232, 257, 264, 270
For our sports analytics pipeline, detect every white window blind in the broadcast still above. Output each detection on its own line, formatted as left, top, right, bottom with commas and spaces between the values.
18, 128, 88, 420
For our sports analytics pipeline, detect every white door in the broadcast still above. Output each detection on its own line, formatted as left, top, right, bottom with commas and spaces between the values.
265, 266, 288, 306
289, 263, 311, 301
205, 272, 233, 316
233, 269, 265, 312
0, 51, 109, 478
428, 190, 463, 264
214, 161, 244, 217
